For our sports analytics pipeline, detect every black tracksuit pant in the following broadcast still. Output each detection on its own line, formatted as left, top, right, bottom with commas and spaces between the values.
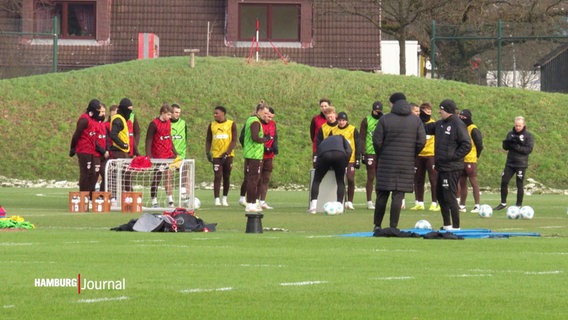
436, 170, 462, 228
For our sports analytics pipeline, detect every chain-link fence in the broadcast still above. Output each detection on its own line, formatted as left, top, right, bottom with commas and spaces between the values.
0, 18, 59, 79
430, 20, 568, 90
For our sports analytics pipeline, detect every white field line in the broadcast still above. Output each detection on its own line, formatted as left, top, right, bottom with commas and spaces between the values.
77, 296, 128, 304
35, 193, 70, 197
449, 274, 493, 278
524, 270, 563, 275
371, 276, 414, 281
373, 249, 418, 253
452, 270, 563, 277
40, 226, 109, 230
467, 269, 497, 273
136, 244, 191, 248
3, 305, 15, 308
0, 242, 33, 246
280, 280, 328, 286
64, 241, 100, 244
180, 287, 233, 293
539, 226, 564, 229
240, 264, 286, 268
1, 260, 56, 264
134, 244, 231, 250
468, 268, 564, 274
183, 245, 232, 249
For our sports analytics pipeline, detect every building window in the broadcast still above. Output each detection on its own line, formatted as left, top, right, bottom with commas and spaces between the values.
34, 1, 96, 39
239, 4, 300, 42
226, 0, 312, 48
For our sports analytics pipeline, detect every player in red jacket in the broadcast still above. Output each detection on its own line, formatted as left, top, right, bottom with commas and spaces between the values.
257, 107, 279, 209
145, 104, 177, 208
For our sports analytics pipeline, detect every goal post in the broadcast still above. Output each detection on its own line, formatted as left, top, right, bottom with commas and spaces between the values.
104, 158, 195, 211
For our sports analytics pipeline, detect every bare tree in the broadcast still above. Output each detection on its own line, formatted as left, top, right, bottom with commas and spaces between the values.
428, 0, 568, 83
328, 0, 568, 83
0, 0, 55, 16
0, 0, 22, 15
329, 0, 453, 75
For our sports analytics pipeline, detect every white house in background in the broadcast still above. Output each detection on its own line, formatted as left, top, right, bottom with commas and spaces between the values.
486, 70, 541, 91
381, 40, 421, 76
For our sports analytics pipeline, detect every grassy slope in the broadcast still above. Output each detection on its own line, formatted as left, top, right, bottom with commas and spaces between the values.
0, 56, 565, 188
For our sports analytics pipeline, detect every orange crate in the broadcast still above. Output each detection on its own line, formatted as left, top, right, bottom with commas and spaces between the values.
122, 192, 143, 213
92, 192, 111, 213
69, 191, 90, 213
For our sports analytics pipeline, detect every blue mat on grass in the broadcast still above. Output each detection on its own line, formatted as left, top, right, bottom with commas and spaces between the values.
341, 228, 541, 239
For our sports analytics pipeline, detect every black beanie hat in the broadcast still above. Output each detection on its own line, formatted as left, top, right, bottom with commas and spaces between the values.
119, 98, 132, 109
337, 112, 348, 121
118, 98, 133, 119
459, 109, 472, 120
86, 99, 102, 119
372, 101, 383, 111
389, 92, 406, 104
86, 99, 101, 113
439, 99, 457, 114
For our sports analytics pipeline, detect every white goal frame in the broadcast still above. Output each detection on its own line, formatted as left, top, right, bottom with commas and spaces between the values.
104, 158, 195, 211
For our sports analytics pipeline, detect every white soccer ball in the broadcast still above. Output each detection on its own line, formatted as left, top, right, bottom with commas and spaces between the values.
506, 206, 520, 219
336, 202, 344, 214
519, 206, 535, 220
478, 204, 493, 218
414, 219, 432, 230
323, 201, 343, 215
193, 197, 201, 210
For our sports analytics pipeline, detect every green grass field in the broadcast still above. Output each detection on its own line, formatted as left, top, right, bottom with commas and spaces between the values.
1, 188, 567, 319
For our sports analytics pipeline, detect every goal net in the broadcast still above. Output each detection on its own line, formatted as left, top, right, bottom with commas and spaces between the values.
104, 158, 195, 211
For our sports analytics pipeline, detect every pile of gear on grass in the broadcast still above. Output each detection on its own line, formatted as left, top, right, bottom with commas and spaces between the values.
373, 227, 463, 240
111, 207, 216, 233
0, 205, 35, 231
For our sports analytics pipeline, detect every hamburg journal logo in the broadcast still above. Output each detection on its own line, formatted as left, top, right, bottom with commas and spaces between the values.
34, 274, 126, 294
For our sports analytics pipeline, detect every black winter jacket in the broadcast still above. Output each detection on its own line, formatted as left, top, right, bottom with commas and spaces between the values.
373, 100, 426, 192
424, 114, 471, 172
502, 126, 533, 168
316, 135, 352, 162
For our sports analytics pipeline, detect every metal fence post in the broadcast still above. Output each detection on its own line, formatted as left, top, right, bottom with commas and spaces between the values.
430, 20, 437, 79
497, 20, 502, 87
52, 16, 58, 73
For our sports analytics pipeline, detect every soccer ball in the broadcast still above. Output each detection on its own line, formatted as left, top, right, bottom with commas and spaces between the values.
506, 206, 520, 219
323, 202, 337, 215
323, 202, 343, 215
478, 204, 493, 218
335, 202, 344, 214
193, 197, 201, 210
414, 219, 432, 230
519, 206, 535, 220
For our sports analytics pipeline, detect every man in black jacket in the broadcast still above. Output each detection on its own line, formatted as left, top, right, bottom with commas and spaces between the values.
372, 96, 425, 230
424, 99, 471, 230
494, 116, 534, 210
308, 134, 352, 214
